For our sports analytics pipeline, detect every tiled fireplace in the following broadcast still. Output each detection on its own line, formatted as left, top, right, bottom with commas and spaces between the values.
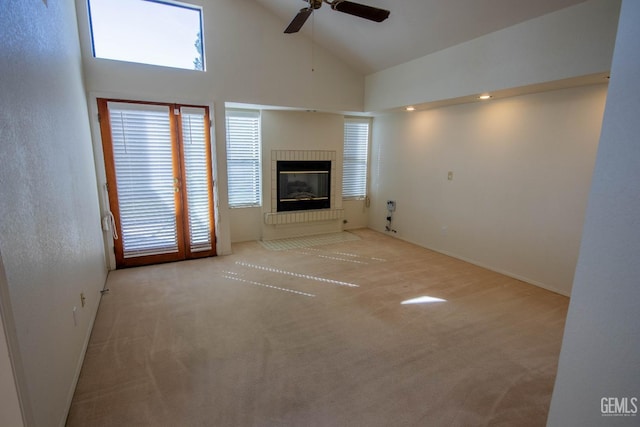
263, 150, 344, 238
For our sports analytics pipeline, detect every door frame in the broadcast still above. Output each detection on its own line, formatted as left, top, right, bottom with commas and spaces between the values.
175, 105, 217, 260
89, 94, 218, 270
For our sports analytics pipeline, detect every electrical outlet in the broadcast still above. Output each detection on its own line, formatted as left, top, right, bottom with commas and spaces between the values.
448, 171, 454, 181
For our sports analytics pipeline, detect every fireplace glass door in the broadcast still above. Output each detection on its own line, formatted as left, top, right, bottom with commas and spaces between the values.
277, 161, 331, 211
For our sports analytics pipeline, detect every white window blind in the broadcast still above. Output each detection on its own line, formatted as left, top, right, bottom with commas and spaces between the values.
226, 110, 261, 207
107, 102, 179, 258
181, 107, 212, 252
343, 118, 370, 199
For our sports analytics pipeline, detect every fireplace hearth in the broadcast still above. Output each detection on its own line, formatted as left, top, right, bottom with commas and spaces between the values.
277, 160, 331, 212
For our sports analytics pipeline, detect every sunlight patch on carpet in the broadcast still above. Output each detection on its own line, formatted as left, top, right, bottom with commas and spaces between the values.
259, 232, 361, 251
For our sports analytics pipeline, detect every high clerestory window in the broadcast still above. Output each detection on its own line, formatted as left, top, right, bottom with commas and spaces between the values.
88, 0, 205, 71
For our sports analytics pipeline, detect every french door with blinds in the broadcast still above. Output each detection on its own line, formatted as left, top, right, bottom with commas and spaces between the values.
98, 99, 216, 268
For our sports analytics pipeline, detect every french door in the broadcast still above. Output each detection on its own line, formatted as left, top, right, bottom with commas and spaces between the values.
98, 99, 216, 268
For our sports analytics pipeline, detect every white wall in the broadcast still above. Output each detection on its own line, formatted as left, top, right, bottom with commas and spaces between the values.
0, 254, 23, 427
369, 84, 607, 295
77, 0, 363, 112
74, 0, 364, 255
548, 1, 640, 424
342, 199, 369, 230
365, 0, 620, 111
259, 111, 346, 240
229, 207, 264, 243
0, 315, 23, 427
0, 2, 107, 426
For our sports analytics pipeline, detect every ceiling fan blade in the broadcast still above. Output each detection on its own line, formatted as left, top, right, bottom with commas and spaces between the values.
332, 1, 390, 23
284, 8, 313, 33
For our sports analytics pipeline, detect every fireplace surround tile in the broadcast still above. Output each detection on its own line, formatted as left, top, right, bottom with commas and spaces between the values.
263, 150, 343, 234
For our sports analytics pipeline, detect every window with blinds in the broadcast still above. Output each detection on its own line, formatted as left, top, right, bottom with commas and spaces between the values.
101, 99, 215, 267
343, 118, 370, 199
108, 102, 179, 258
225, 110, 261, 207
181, 107, 213, 253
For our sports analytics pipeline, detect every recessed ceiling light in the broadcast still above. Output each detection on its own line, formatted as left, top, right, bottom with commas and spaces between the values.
478, 94, 492, 100
405, 106, 416, 111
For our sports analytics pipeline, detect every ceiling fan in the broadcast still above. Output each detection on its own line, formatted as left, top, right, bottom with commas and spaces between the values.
284, 0, 390, 34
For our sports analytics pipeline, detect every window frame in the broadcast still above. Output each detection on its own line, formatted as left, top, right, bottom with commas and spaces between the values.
342, 117, 371, 200
87, 0, 206, 71
225, 109, 262, 208
97, 98, 216, 268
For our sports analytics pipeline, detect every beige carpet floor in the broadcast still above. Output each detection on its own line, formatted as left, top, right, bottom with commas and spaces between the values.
67, 229, 569, 426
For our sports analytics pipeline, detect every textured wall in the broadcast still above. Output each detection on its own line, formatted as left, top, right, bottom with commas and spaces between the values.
369, 84, 607, 295
365, 0, 619, 111
548, 1, 640, 425
0, 253, 23, 426
0, 1, 107, 425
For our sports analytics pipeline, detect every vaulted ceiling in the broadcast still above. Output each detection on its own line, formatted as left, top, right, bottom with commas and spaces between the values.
253, 0, 589, 74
